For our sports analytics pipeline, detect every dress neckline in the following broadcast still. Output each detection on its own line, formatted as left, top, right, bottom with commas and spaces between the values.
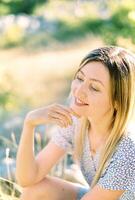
86, 129, 103, 157
85, 134, 101, 172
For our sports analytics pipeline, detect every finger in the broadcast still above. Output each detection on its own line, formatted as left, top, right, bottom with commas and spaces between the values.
50, 107, 73, 125
48, 115, 65, 127
55, 104, 72, 114
48, 111, 70, 127
55, 104, 80, 118
51, 112, 70, 127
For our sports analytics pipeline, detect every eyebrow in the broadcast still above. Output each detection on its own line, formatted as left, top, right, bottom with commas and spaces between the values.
78, 70, 105, 87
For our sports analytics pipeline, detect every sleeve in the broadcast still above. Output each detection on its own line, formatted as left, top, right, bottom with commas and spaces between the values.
50, 116, 77, 152
97, 137, 135, 192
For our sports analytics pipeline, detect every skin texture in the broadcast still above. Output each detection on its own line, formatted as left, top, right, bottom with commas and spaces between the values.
16, 61, 125, 200
70, 61, 114, 137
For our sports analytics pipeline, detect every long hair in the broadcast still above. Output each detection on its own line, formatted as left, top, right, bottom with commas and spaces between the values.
73, 46, 135, 187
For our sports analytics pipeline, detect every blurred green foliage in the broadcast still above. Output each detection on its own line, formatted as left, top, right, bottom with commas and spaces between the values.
0, 25, 24, 48
0, 72, 21, 120
0, 9, 133, 49
52, 7, 135, 46
0, 0, 135, 115
1, 1, 134, 49
0, 0, 48, 15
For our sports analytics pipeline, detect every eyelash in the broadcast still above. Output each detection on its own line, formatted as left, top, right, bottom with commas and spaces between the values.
76, 76, 99, 92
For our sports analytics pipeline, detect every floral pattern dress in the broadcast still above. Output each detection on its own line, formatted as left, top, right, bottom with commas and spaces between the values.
51, 116, 135, 200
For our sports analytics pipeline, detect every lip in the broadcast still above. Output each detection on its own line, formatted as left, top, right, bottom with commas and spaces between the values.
75, 98, 89, 106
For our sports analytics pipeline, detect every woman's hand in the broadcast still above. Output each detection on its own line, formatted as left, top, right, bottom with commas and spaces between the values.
24, 103, 78, 129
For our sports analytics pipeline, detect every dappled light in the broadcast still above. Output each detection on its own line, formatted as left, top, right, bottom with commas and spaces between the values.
0, 1, 135, 199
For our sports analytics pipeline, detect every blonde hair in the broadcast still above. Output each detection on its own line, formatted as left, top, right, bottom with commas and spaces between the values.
73, 46, 135, 188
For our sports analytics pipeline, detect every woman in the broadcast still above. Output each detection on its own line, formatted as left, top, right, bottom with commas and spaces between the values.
16, 46, 135, 200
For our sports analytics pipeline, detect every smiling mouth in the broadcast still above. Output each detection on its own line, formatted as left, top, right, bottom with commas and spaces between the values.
75, 98, 89, 106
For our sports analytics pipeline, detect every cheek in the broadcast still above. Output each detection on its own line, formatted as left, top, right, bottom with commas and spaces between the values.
88, 94, 112, 114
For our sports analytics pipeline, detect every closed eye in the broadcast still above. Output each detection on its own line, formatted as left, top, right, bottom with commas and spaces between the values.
76, 75, 84, 81
90, 85, 100, 92
76, 75, 100, 92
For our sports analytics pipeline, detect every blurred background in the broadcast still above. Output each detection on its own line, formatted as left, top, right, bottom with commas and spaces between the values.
0, 0, 135, 199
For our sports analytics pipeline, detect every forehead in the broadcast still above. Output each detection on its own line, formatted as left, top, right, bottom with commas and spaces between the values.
79, 61, 110, 86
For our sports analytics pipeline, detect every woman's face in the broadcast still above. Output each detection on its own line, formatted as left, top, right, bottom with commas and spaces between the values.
70, 61, 113, 121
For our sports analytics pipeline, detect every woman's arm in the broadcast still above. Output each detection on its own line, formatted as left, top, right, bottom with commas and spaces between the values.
81, 185, 124, 200
16, 123, 37, 186
16, 104, 74, 187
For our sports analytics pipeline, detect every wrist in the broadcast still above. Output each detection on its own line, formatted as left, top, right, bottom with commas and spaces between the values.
23, 120, 35, 131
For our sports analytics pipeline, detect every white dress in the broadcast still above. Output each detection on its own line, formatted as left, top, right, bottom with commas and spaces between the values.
51, 116, 135, 200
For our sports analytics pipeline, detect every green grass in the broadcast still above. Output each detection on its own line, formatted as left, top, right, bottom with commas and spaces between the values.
0, 177, 21, 200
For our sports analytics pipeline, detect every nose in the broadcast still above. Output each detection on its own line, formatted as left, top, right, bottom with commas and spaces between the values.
75, 84, 87, 100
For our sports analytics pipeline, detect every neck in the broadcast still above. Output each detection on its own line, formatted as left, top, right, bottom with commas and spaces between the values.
88, 111, 113, 140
